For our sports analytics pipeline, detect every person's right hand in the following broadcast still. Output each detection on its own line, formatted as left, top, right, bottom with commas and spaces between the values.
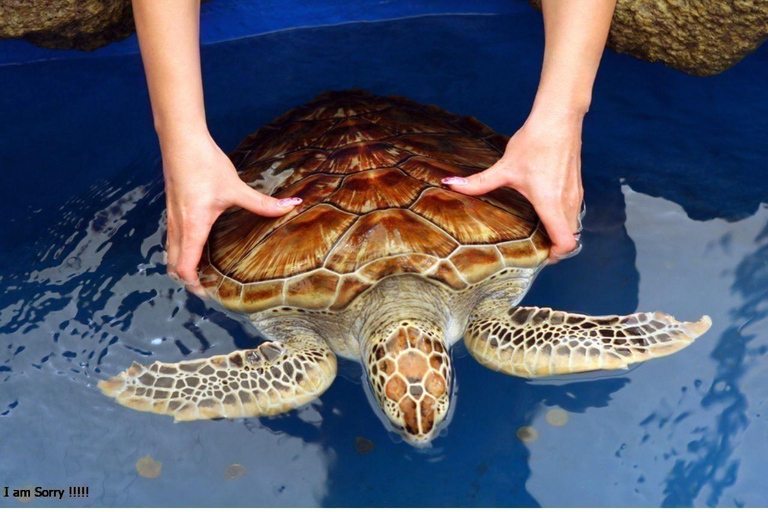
443, 108, 584, 263
161, 130, 301, 291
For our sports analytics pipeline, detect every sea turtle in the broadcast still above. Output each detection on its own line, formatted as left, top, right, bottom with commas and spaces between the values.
100, 90, 711, 444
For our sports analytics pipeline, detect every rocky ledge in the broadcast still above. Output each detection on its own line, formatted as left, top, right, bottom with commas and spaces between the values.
1, 0, 766, 76
530, 0, 768, 76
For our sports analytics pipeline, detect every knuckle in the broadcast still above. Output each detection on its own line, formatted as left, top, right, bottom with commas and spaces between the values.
257, 192, 274, 210
178, 269, 197, 282
554, 238, 578, 255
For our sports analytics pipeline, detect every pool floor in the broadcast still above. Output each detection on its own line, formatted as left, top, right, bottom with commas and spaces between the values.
1, 10, 767, 507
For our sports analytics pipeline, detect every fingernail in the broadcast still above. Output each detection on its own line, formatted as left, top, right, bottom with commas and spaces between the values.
277, 197, 303, 207
573, 233, 582, 242
441, 176, 468, 186
168, 271, 180, 281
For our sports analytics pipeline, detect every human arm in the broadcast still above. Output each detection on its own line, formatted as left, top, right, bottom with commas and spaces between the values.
132, 0, 300, 286
443, 0, 616, 262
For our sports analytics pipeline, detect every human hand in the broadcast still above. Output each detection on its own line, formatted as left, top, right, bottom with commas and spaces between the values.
442, 110, 584, 263
160, 130, 301, 292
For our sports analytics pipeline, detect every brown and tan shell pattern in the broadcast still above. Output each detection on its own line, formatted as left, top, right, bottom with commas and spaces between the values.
199, 90, 550, 313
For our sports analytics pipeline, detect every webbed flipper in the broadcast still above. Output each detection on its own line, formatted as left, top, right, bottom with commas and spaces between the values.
464, 303, 711, 378
99, 334, 336, 420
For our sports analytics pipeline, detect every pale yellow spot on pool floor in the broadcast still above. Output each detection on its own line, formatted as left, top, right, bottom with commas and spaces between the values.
136, 454, 162, 479
546, 408, 570, 427
516, 425, 538, 443
224, 464, 247, 480
14, 485, 35, 504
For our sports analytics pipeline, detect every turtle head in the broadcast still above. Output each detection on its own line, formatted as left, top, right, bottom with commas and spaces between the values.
364, 321, 452, 445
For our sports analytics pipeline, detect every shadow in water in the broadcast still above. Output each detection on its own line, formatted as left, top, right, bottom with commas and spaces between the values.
658, 221, 768, 507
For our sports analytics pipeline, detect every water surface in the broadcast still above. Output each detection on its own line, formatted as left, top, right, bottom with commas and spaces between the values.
1, 10, 767, 508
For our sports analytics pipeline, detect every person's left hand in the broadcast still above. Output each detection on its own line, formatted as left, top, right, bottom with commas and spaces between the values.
442, 109, 584, 263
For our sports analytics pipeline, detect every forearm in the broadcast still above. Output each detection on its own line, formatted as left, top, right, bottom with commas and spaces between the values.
132, 0, 207, 147
533, 0, 616, 119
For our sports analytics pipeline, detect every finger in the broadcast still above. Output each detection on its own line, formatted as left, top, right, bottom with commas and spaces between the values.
535, 204, 579, 263
234, 184, 302, 217
175, 219, 213, 287
441, 162, 507, 196
166, 210, 181, 280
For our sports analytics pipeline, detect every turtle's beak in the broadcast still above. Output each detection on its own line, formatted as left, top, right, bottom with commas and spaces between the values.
363, 322, 453, 446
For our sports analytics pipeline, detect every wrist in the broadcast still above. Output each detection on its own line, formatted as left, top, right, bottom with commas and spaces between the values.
156, 119, 212, 152
524, 104, 585, 138
153, 105, 209, 140
530, 77, 592, 119
529, 96, 588, 123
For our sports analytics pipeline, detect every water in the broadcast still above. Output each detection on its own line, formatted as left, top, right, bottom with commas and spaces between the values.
1, 8, 767, 508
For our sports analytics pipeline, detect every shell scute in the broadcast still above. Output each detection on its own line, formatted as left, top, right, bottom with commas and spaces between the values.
220, 205, 356, 282
311, 117, 397, 149
318, 141, 410, 174
362, 107, 462, 135
497, 239, 542, 268
245, 119, 338, 162
325, 209, 458, 274
204, 90, 548, 312
206, 173, 344, 277
449, 246, 505, 284
286, 270, 340, 309
358, 254, 439, 281
448, 115, 497, 137
331, 275, 372, 311
327, 168, 426, 214
427, 261, 466, 290
388, 134, 499, 167
242, 280, 285, 310
398, 156, 482, 187
239, 149, 327, 194
294, 90, 393, 120
481, 187, 537, 223
411, 188, 534, 243
217, 278, 244, 311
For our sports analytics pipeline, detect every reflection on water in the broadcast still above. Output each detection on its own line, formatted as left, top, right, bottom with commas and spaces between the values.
1, 10, 767, 508
622, 192, 768, 507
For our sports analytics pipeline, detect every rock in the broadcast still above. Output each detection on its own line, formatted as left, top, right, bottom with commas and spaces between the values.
0, 0, 135, 51
528, 0, 768, 77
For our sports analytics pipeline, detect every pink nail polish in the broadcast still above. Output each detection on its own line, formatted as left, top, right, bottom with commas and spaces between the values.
277, 197, 303, 207
441, 176, 468, 185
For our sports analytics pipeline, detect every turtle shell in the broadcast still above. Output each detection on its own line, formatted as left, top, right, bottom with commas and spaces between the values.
199, 90, 550, 312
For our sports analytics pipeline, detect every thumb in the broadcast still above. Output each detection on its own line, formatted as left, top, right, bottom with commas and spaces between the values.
234, 184, 302, 217
441, 163, 507, 195
536, 206, 579, 263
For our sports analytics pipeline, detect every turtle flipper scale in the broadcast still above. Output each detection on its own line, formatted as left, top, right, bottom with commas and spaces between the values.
99, 336, 336, 421
464, 303, 711, 378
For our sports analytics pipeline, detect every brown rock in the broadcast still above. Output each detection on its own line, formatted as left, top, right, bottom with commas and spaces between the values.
529, 0, 768, 76
0, 0, 136, 51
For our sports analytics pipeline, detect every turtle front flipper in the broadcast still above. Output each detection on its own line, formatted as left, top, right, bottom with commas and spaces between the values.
464, 303, 711, 378
99, 333, 336, 421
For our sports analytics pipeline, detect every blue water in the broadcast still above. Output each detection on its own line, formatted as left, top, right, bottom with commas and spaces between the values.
1, 5, 767, 508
